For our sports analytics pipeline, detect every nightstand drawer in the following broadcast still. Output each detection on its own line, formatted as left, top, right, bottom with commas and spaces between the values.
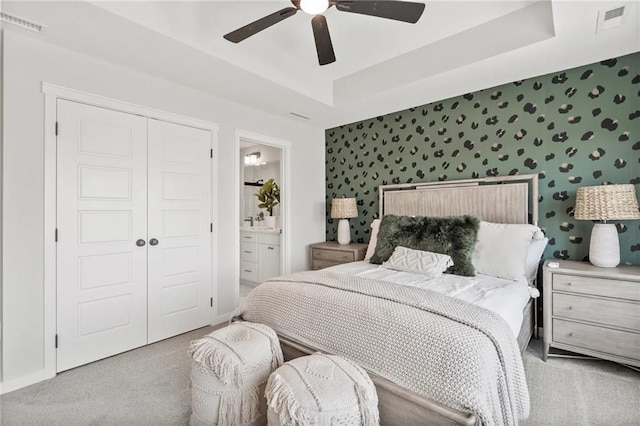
312, 259, 342, 270
553, 319, 640, 361
313, 248, 354, 263
553, 293, 640, 330
553, 274, 640, 301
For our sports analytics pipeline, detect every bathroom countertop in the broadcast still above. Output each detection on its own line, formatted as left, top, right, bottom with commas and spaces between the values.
240, 227, 281, 234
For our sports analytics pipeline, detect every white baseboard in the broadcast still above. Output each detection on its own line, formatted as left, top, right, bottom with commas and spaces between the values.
1, 368, 55, 395
2, 315, 239, 395
214, 312, 233, 326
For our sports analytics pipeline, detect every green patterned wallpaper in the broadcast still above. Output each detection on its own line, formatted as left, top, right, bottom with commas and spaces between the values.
325, 53, 640, 265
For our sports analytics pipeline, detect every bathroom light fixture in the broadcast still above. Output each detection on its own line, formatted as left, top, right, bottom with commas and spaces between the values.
244, 152, 261, 166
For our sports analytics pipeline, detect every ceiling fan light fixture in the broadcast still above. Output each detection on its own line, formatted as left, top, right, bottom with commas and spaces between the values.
300, 0, 329, 15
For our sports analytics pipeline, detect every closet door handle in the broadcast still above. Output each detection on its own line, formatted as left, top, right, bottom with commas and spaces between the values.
149, 238, 159, 246
136, 239, 146, 247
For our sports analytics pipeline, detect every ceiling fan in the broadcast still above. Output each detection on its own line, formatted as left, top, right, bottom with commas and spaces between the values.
223, 0, 426, 66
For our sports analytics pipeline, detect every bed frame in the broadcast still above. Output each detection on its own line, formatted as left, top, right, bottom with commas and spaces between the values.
280, 174, 540, 425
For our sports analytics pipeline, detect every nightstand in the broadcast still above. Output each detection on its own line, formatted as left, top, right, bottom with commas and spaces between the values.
542, 259, 640, 367
310, 242, 368, 270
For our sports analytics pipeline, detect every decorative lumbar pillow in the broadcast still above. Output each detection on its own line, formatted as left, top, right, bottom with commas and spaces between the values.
370, 214, 480, 277
472, 221, 543, 281
364, 219, 381, 262
382, 246, 454, 278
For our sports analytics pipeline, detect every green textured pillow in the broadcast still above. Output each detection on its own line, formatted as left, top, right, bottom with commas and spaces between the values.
370, 214, 480, 277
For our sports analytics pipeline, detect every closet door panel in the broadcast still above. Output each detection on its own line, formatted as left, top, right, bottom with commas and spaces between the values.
147, 120, 212, 343
56, 100, 148, 372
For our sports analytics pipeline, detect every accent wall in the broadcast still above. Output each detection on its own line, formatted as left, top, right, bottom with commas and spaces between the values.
325, 52, 640, 265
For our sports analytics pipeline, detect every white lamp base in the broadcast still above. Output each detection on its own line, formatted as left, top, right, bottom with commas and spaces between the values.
337, 219, 351, 245
589, 223, 620, 268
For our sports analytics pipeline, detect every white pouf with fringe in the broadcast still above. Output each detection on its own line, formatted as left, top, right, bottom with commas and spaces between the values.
189, 322, 283, 426
265, 353, 379, 426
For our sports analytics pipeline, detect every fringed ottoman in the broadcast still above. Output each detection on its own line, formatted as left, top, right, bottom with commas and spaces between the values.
189, 322, 283, 426
265, 353, 379, 426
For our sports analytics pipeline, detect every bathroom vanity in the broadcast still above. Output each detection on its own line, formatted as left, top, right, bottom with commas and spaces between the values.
240, 228, 281, 285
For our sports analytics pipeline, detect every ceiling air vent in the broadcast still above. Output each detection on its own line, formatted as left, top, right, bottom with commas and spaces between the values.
605, 6, 625, 20
596, 4, 628, 32
289, 112, 310, 120
1, 12, 45, 32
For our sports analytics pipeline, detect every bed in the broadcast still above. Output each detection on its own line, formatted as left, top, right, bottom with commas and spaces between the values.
235, 174, 543, 425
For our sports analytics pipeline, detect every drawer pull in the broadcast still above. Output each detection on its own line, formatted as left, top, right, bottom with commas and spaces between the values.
244, 250, 252, 253
244, 269, 252, 273
244, 236, 252, 239
568, 306, 573, 310
568, 332, 574, 337
566, 282, 572, 286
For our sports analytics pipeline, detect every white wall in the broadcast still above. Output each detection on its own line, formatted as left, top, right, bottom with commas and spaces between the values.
1, 30, 325, 389
0, 22, 5, 387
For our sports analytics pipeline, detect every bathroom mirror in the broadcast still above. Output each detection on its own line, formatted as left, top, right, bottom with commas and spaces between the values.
241, 144, 282, 229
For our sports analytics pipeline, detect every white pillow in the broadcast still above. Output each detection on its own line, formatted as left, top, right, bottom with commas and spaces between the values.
364, 219, 381, 262
382, 246, 454, 278
472, 221, 542, 281
524, 237, 548, 284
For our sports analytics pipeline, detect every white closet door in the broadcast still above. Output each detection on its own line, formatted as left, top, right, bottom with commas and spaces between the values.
147, 120, 212, 343
56, 100, 148, 372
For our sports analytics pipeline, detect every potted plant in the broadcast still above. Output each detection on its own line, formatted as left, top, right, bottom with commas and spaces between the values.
255, 178, 280, 228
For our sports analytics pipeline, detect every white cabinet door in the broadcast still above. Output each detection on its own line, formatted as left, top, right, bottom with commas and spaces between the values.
147, 120, 212, 343
56, 100, 148, 372
258, 243, 281, 283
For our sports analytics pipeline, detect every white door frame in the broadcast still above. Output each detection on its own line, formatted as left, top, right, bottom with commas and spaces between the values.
42, 83, 219, 381
234, 130, 291, 308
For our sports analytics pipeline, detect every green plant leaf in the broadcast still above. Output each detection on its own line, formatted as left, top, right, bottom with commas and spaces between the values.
254, 178, 280, 215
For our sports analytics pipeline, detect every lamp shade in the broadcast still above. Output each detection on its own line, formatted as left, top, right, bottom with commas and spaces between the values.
574, 184, 640, 221
331, 197, 358, 219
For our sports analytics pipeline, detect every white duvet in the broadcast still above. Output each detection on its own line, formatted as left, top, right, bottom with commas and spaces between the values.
325, 261, 539, 337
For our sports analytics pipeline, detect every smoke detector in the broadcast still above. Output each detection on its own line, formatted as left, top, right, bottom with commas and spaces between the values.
596, 4, 628, 32
0, 11, 45, 32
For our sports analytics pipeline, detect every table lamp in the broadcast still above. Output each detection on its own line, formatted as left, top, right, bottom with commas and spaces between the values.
574, 184, 640, 267
331, 197, 358, 245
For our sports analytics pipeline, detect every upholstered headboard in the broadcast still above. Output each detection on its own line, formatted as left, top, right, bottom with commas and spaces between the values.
379, 174, 539, 225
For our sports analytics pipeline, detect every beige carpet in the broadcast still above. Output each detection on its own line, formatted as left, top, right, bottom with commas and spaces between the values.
0, 325, 220, 426
1, 330, 638, 425
522, 340, 639, 426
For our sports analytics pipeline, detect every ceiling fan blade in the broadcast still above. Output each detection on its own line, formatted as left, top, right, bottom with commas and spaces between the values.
311, 15, 336, 66
224, 7, 298, 43
335, 1, 425, 24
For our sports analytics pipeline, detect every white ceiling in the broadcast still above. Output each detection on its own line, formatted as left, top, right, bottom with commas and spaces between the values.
3, 1, 640, 129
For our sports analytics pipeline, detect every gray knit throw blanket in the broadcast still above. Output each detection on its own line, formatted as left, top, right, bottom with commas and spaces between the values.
235, 271, 530, 426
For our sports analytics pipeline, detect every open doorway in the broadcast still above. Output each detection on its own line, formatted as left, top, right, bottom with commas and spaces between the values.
234, 131, 290, 307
